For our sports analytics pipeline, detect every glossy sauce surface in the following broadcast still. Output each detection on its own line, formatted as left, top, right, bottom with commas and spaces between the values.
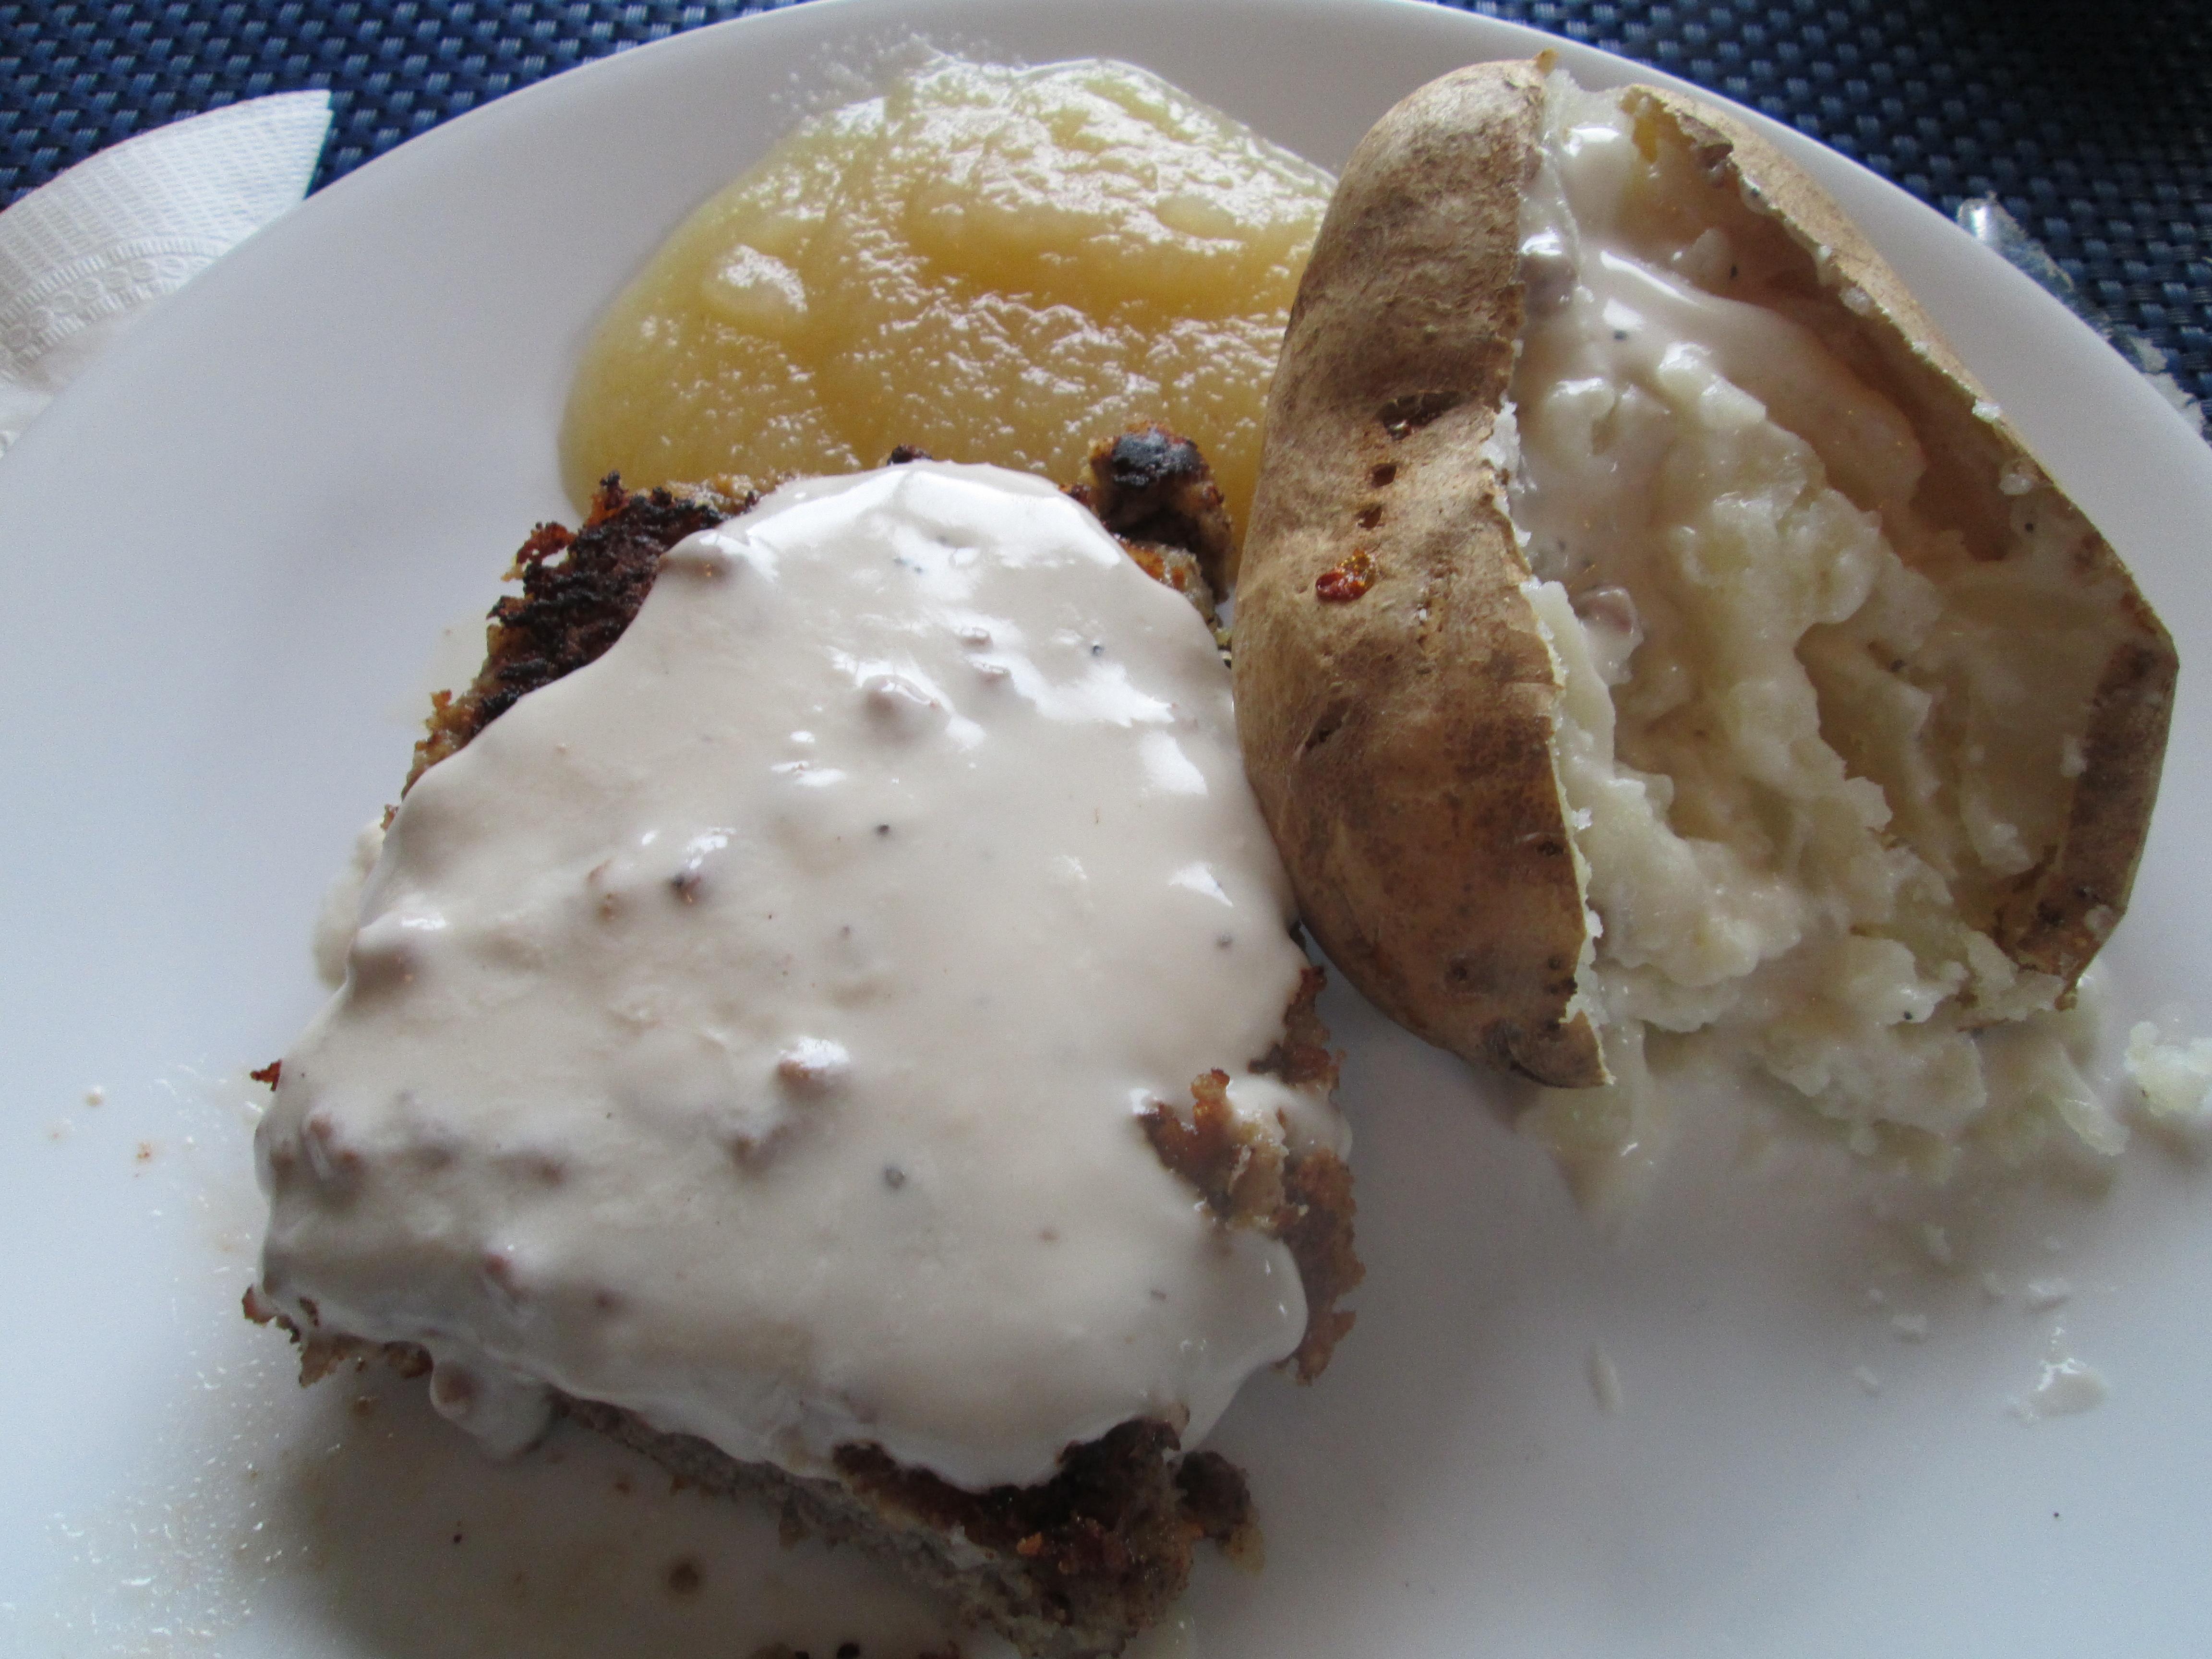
257, 464, 1340, 1488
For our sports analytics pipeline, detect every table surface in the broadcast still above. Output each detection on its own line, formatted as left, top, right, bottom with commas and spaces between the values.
4, 0, 2208, 407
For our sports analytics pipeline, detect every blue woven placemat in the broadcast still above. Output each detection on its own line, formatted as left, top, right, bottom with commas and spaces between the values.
4, 0, 2207, 405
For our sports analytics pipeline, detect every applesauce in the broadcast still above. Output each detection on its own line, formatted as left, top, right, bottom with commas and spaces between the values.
559, 54, 1335, 554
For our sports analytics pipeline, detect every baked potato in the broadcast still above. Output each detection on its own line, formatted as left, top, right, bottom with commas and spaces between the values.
1235, 59, 2176, 1151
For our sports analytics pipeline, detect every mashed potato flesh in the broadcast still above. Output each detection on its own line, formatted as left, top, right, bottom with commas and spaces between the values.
560, 55, 1334, 543
1507, 82, 2128, 1167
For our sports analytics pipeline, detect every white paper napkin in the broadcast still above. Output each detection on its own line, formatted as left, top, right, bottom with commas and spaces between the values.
0, 90, 333, 455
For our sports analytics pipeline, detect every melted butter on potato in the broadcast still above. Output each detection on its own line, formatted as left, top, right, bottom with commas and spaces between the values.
1508, 79, 2152, 1186
560, 54, 1333, 545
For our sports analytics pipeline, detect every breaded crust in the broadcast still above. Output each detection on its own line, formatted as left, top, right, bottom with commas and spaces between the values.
1142, 968, 1361, 1380
243, 1284, 1251, 1659
407, 475, 750, 789
1235, 61, 1606, 1087
1067, 424, 1239, 599
571, 1406, 1250, 1659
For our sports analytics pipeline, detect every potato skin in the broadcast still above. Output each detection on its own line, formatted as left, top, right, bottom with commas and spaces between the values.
1237, 60, 2177, 1086
1235, 61, 1607, 1088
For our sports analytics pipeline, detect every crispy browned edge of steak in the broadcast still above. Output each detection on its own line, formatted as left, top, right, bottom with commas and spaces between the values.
240, 1292, 1256, 1659
260, 428, 1357, 1658
1065, 424, 1238, 600
1142, 966, 1360, 1382
409, 424, 1236, 793
403, 474, 750, 792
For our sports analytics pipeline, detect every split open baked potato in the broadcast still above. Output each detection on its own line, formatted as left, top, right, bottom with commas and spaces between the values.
1235, 59, 2176, 1152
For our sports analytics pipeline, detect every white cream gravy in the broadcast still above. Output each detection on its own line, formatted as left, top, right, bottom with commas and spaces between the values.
256, 462, 1341, 1490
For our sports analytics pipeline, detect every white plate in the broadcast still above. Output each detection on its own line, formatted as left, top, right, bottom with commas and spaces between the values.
4, 0, 2211, 1654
